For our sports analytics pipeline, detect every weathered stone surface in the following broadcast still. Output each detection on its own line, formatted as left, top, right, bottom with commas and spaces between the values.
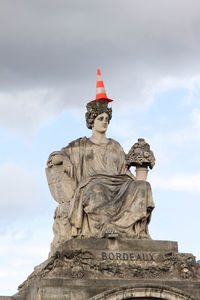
2, 74, 200, 299
87, 284, 198, 300
13, 281, 200, 300
126, 138, 155, 169
11, 238, 200, 300
46, 136, 155, 250
46, 100, 156, 254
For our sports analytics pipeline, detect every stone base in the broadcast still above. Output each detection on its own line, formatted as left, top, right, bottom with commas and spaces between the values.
5, 238, 200, 300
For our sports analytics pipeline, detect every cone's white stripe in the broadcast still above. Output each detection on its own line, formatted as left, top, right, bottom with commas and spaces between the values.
96, 87, 106, 94
97, 75, 103, 81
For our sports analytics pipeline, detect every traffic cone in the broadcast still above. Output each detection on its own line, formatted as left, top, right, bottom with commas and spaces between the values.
90, 69, 113, 102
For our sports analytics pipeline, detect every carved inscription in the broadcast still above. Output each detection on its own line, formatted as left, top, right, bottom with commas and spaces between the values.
18, 247, 200, 291
101, 251, 155, 262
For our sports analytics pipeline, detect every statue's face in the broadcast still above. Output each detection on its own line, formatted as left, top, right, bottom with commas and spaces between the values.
93, 112, 109, 133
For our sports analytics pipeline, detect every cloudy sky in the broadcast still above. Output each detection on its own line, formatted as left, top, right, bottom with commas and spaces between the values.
1, 0, 200, 296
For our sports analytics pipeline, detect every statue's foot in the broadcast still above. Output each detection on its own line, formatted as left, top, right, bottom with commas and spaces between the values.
125, 232, 137, 239
104, 226, 119, 238
136, 232, 151, 240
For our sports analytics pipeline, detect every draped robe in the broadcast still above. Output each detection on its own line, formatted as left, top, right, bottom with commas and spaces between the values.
61, 137, 154, 239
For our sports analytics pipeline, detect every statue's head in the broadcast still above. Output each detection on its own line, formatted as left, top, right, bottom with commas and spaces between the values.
85, 100, 112, 129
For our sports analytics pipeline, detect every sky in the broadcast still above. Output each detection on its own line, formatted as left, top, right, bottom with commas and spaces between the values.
1, 0, 200, 296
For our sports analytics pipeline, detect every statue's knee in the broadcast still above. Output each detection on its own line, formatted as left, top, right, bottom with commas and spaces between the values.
89, 182, 105, 193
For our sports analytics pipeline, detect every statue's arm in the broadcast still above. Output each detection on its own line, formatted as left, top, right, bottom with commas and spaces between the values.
47, 151, 63, 167
125, 168, 136, 180
112, 139, 136, 179
46, 145, 76, 205
47, 149, 73, 178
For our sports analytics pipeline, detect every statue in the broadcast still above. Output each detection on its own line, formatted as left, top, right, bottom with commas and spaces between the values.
46, 69, 155, 255
12, 70, 200, 300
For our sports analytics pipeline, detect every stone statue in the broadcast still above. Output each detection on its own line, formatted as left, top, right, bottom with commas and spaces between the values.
12, 70, 200, 300
46, 70, 155, 255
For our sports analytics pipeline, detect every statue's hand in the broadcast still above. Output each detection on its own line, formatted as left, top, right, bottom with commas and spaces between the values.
63, 159, 74, 178
47, 152, 63, 167
47, 153, 73, 177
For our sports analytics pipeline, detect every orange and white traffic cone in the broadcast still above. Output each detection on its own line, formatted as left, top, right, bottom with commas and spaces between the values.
90, 69, 113, 102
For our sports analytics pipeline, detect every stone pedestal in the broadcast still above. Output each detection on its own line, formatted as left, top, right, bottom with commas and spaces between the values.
6, 238, 200, 300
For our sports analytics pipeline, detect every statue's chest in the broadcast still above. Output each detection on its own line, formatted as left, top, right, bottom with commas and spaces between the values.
85, 145, 119, 167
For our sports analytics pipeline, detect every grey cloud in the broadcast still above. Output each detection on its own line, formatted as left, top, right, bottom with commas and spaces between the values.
1, 0, 200, 132
1, 0, 200, 87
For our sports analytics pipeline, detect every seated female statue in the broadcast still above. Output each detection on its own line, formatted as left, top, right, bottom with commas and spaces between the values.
47, 99, 154, 244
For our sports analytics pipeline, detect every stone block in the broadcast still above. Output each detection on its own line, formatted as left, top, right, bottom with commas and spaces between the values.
8, 238, 199, 300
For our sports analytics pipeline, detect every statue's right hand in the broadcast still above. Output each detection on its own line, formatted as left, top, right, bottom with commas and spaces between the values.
47, 153, 73, 177
47, 153, 63, 167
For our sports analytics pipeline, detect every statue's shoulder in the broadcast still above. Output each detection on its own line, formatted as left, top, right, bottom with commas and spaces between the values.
61, 137, 88, 151
109, 138, 124, 150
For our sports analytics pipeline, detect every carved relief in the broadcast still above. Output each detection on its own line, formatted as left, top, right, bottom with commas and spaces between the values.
126, 138, 155, 169
18, 246, 200, 292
